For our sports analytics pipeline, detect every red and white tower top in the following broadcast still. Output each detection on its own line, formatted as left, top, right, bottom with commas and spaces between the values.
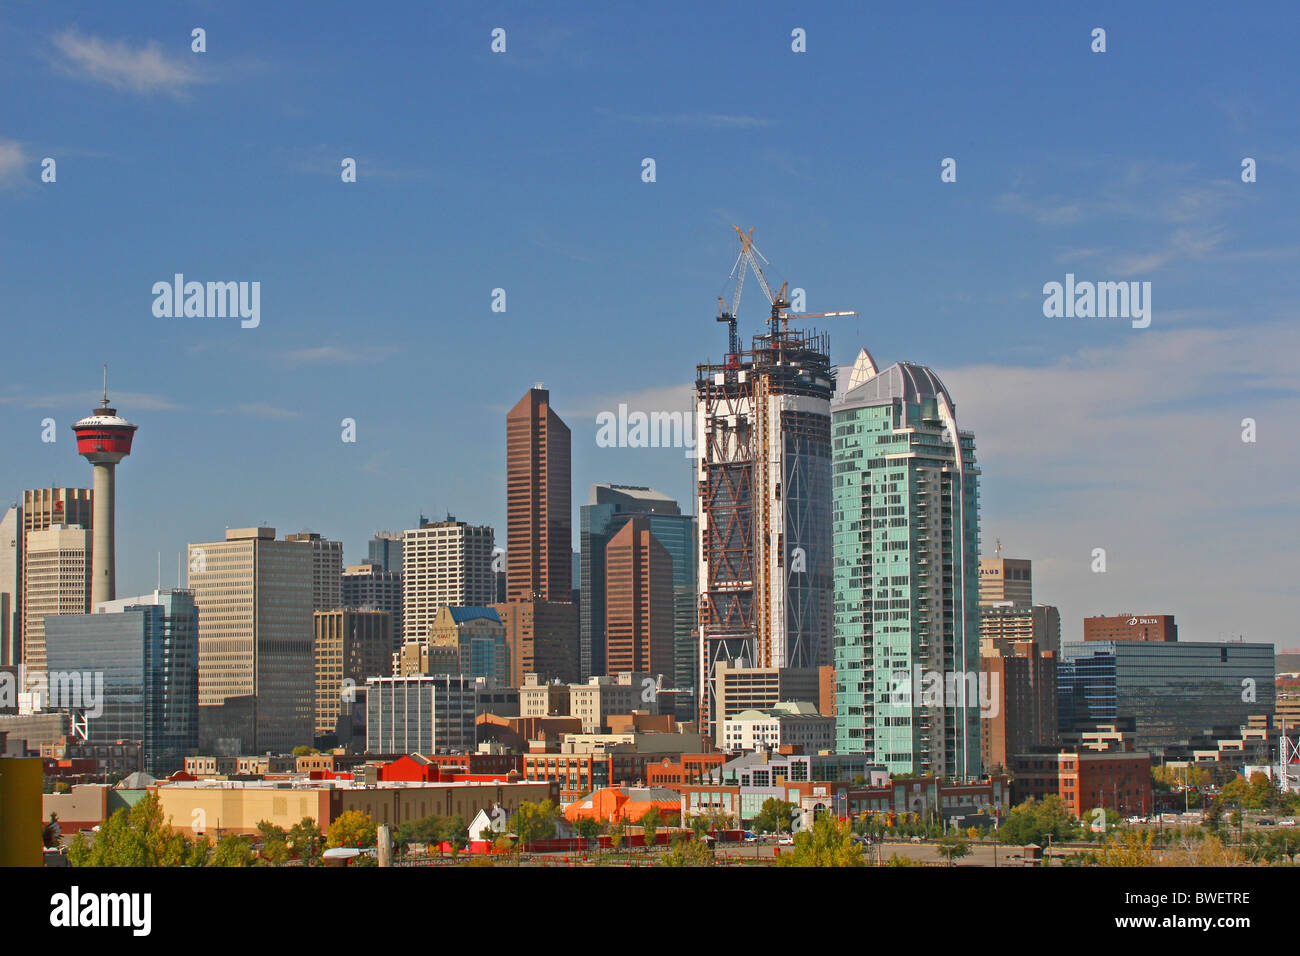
72, 367, 137, 464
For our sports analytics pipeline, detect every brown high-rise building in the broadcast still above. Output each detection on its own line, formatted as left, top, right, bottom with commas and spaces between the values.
981, 645, 1057, 773
313, 608, 392, 738
1083, 614, 1177, 643
498, 386, 579, 685
604, 518, 673, 677
13, 489, 93, 672
506, 387, 571, 602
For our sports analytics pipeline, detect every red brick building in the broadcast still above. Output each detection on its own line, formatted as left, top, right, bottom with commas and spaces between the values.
1011, 749, 1152, 817
1082, 614, 1177, 643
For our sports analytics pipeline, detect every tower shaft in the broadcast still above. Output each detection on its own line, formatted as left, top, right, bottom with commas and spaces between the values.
91, 462, 115, 606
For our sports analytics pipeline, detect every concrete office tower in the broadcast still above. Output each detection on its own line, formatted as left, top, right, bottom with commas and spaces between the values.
695, 323, 834, 740
980, 604, 1062, 658
0, 505, 18, 666
21, 525, 91, 695
286, 532, 343, 611
604, 517, 674, 677
72, 385, 137, 607
47, 590, 199, 776
365, 674, 478, 754
187, 527, 314, 753
832, 349, 983, 780
15, 489, 93, 672
367, 531, 404, 573
342, 562, 403, 649
506, 387, 572, 602
401, 518, 495, 642
978, 557, 1032, 607
313, 609, 392, 740
580, 484, 695, 688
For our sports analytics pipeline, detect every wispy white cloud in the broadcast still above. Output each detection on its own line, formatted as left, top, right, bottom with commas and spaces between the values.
233, 402, 299, 419
282, 345, 398, 366
598, 108, 774, 130
52, 30, 204, 97
0, 139, 27, 188
0, 389, 180, 411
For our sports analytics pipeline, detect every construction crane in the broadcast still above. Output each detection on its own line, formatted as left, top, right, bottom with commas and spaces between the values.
718, 226, 792, 353
776, 307, 858, 333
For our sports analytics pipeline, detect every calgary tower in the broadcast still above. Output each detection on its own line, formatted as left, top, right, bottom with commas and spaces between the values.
72, 367, 137, 606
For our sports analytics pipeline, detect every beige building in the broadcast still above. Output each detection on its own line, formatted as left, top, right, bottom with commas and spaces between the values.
187, 527, 314, 753
519, 671, 658, 734
287, 532, 343, 611
22, 524, 91, 694
155, 777, 556, 837
8, 489, 93, 676
314, 609, 392, 738
401, 519, 495, 643
979, 556, 1032, 607
979, 603, 1061, 657
710, 661, 823, 748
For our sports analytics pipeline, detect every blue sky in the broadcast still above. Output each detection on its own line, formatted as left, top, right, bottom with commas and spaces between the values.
1, 2, 1297, 646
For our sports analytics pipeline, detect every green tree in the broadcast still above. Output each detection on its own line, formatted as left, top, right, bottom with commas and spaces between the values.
639, 807, 662, 850
574, 816, 602, 845
996, 796, 1079, 846
292, 745, 317, 758
662, 834, 714, 867
211, 834, 256, 867
255, 820, 290, 865
326, 810, 377, 849
776, 814, 865, 868
937, 834, 971, 865
67, 792, 190, 867
287, 817, 324, 862
511, 799, 560, 847
753, 797, 798, 835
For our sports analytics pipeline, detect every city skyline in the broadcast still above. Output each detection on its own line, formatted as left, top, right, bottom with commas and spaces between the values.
2, 4, 1296, 652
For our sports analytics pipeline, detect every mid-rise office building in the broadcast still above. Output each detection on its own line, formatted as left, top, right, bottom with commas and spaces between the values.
401, 518, 495, 643
286, 532, 343, 611
426, 606, 509, 685
341, 562, 403, 650
313, 609, 392, 739
365, 674, 477, 754
604, 517, 674, 678
832, 349, 983, 779
22, 524, 92, 695
0, 505, 19, 666
1058, 639, 1274, 755
981, 645, 1057, 773
980, 604, 1061, 658
12, 489, 93, 675
44, 590, 198, 776
187, 527, 314, 753
1083, 614, 1178, 644
711, 659, 823, 749
721, 700, 834, 754
579, 484, 696, 693
367, 531, 404, 574
978, 556, 1032, 607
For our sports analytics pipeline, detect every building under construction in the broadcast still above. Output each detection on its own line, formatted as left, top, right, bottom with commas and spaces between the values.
694, 229, 838, 740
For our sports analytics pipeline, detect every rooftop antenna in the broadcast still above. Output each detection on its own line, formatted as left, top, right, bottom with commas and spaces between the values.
995, 537, 1003, 557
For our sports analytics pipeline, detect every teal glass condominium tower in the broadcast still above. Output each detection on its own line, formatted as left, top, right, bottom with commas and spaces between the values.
832, 349, 982, 779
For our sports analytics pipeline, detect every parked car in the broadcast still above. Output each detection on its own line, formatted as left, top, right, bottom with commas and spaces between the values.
909, 835, 923, 843
778, 834, 795, 845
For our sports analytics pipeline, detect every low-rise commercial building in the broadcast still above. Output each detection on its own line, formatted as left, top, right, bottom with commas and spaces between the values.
1011, 749, 1152, 818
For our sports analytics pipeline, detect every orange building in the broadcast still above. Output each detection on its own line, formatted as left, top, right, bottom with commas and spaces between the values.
564, 785, 681, 824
